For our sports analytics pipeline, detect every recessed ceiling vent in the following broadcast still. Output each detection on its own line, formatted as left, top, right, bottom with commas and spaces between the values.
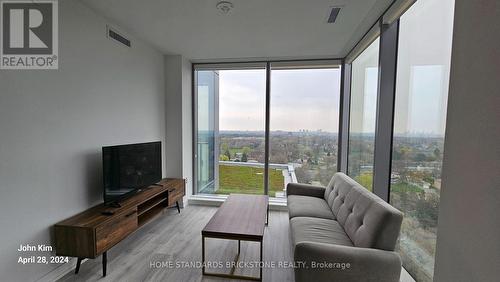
327, 7, 341, 23
107, 26, 131, 47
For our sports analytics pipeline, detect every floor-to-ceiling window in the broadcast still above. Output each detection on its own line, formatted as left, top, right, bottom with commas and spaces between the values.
348, 38, 380, 191
217, 68, 266, 195
194, 62, 341, 198
195, 65, 266, 195
389, 0, 454, 280
269, 63, 341, 198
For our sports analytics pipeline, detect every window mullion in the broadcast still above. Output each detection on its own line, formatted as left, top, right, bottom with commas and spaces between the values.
372, 20, 400, 202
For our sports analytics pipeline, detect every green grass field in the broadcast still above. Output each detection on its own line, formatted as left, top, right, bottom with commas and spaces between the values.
216, 165, 284, 197
391, 182, 424, 193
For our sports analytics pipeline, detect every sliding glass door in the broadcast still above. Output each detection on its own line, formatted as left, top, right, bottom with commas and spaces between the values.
194, 61, 342, 198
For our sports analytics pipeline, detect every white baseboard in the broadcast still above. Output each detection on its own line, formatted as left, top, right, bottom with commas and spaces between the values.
36, 257, 87, 282
188, 195, 288, 211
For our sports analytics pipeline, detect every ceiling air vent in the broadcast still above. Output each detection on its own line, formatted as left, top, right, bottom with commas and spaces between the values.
107, 26, 131, 47
327, 7, 341, 23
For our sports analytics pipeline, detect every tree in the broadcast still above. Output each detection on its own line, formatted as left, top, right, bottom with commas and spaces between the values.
392, 148, 402, 160
295, 167, 311, 184
312, 145, 320, 164
224, 149, 231, 160
433, 148, 441, 160
399, 188, 409, 210
355, 173, 373, 192
242, 147, 251, 161
415, 192, 439, 229
221, 142, 229, 153
242, 146, 251, 155
219, 154, 229, 161
415, 153, 427, 162
423, 175, 435, 186
317, 169, 333, 186
399, 146, 412, 181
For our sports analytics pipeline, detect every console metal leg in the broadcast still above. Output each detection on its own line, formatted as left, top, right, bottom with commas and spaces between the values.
102, 252, 107, 277
75, 257, 82, 274
176, 201, 181, 213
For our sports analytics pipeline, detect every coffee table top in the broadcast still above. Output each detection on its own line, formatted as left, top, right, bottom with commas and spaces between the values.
202, 194, 268, 240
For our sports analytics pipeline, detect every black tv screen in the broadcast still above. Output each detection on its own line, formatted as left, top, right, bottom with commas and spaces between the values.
102, 141, 162, 203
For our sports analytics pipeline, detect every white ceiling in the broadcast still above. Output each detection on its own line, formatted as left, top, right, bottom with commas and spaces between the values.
80, 0, 393, 61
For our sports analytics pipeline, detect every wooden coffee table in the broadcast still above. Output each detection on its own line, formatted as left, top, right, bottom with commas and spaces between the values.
201, 194, 269, 281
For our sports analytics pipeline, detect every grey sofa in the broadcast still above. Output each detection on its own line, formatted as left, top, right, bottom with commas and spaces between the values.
287, 172, 403, 282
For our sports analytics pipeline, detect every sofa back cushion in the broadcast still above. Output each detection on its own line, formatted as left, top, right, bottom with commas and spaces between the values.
323, 176, 336, 203
324, 173, 403, 251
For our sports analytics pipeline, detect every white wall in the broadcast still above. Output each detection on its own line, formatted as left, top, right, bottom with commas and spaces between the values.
165, 56, 184, 178
434, 0, 500, 281
164, 55, 193, 201
181, 58, 193, 199
0, 0, 165, 281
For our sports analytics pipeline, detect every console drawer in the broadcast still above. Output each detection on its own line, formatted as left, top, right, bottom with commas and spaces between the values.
96, 209, 137, 254
168, 183, 185, 206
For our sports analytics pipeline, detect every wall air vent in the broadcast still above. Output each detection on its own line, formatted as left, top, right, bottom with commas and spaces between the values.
106, 26, 131, 47
327, 7, 341, 23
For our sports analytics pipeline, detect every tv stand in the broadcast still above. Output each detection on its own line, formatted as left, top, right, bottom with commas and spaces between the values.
54, 178, 186, 277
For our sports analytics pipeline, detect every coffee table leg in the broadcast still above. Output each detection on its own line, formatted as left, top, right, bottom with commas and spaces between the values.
259, 239, 263, 280
202, 235, 205, 275
230, 239, 241, 275
202, 237, 263, 281
266, 205, 269, 225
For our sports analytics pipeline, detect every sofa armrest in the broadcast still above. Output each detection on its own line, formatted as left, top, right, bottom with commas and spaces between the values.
294, 242, 402, 282
287, 183, 325, 198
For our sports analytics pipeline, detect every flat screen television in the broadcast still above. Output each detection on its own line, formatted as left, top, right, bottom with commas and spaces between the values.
102, 141, 162, 204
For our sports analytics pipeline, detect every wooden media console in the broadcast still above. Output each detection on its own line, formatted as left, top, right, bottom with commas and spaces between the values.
54, 178, 185, 276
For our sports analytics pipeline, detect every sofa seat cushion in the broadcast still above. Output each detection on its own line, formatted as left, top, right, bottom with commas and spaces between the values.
290, 217, 353, 247
288, 195, 335, 220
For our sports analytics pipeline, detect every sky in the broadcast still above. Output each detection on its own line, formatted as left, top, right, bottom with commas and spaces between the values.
219, 68, 341, 132
216, 64, 449, 136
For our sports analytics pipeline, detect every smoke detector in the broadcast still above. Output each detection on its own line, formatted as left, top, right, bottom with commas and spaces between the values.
216, 1, 234, 15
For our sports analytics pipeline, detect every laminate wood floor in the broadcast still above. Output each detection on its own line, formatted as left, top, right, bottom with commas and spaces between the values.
58, 205, 295, 282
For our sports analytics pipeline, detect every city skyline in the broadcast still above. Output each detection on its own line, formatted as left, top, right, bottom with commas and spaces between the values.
218, 67, 448, 135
